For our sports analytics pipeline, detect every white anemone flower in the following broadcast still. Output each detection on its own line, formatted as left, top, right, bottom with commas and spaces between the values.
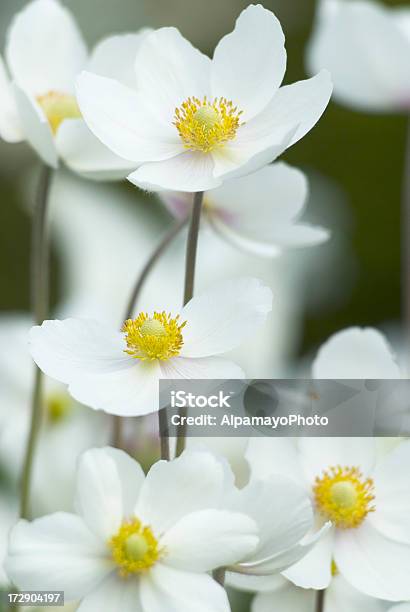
250, 574, 385, 612
389, 606, 410, 612
159, 163, 330, 257
76, 4, 332, 192
246, 437, 410, 601
0, 0, 147, 178
28, 278, 272, 416
307, 0, 410, 113
5, 447, 259, 612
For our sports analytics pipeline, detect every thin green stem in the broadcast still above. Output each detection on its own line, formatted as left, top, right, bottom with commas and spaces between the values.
111, 216, 189, 453
315, 589, 326, 612
20, 164, 52, 520
175, 191, 204, 457
402, 116, 410, 375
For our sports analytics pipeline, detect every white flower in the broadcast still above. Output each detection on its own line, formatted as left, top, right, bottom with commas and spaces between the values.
246, 437, 410, 600
5, 447, 259, 612
312, 326, 402, 379
160, 163, 329, 257
28, 278, 272, 416
225, 476, 330, 578
250, 574, 385, 612
389, 606, 410, 612
0, 0, 147, 178
76, 4, 332, 192
307, 0, 410, 113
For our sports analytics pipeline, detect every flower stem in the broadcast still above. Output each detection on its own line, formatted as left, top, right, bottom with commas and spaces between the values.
315, 589, 326, 612
213, 568, 226, 586
175, 191, 204, 457
111, 216, 189, 452
20, 164, 52, 520
402, 116, 410, 374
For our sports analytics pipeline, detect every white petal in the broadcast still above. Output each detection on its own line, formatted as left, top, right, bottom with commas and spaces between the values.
135, 27, 211, 124
77, 573, 142, 612
12, 83, 58, 167
0, 55, 23, 142
312, 327, 401, 378
245, 438, 305, 485
369, 441, 410, 544
211, 5, 286, 120
56, 119, 136, 180
227, 572, 286, 595
88, 31, 152, 90
388, 606, 410, 612
140, 564, 230, 612
334, 523, 410, 601
307, 0, 410, 112
180, 278, 272, 358
327, 573, 386, 612
75, 447, 144, 540
298, 438, 376, 483
251, 70, 333, 150
29, 319, 131, 384
162, 509, 258, 572
158, 191, 192, 219
228, 477, 313, 566
283, 526, 334, 590
66, 359, 161, 417
253, 586, 314, 612
159, 356, 244, 379
135, 450, 225, 533
76, 72, 182, 164
4, 514, 112, 600
128, 151, 221, 192
6, 0, 87, 96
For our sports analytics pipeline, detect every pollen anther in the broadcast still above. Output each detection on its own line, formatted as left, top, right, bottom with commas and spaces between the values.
37, 91, 81, 134
109, 518, 162, 577
122, 312, 186, 361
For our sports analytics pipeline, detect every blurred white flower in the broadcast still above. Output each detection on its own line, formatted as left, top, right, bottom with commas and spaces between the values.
226, 476, 330, 578
0, 497, 17, 586
246, 437, 410, 600
307, 0, 410, 113
0, 314, 109, 514
5, 447, 258, 612
388, 605, 410, 612
28, 278, 272, 416
77, 4, 332, 192
250, 574, 385, 612
160, 163, 329, 257
0, 0, 147, 178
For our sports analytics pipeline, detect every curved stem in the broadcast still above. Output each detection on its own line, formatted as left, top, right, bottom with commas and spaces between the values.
175, 191, 204, 458
402, 116, 410, 374
315, 589, 326, 612
20, 164, 52, 519
111, 216, 188, 451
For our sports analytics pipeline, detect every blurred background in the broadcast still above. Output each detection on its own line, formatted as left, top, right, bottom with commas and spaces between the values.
0, 0, 406, 358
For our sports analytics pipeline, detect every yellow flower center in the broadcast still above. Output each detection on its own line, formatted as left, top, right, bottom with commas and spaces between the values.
109, 518, 162, 577
45, 392, 71, 424
174, 96, 243, 153
37, 91, 81, 135
313, 466, 375, 529
122, 312, 186, 361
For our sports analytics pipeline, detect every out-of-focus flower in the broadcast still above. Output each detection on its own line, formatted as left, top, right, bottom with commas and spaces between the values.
246, 437, 410, 600
77, 4, 332, 192
0, 0, 146, 178
0, 314, 109, 514
307, 0, 410, 113
388, 606, 410, 612
226, 476, 330, 578
312, 327, 402, 379
160, 163, 329, 257
28, 278, 272, 416
0, 497, 17, 586
5, 447, 259, 612
250, 574, 385, 612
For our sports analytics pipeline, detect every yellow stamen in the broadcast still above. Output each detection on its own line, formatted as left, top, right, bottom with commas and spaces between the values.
331, 560, 339, 577
174, 96, 244, 153
314, 466, 375, 529
45, 392, 71, 423
37, 91, 81, 135
109, 518, 163, 577
122, 312, 186, 361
